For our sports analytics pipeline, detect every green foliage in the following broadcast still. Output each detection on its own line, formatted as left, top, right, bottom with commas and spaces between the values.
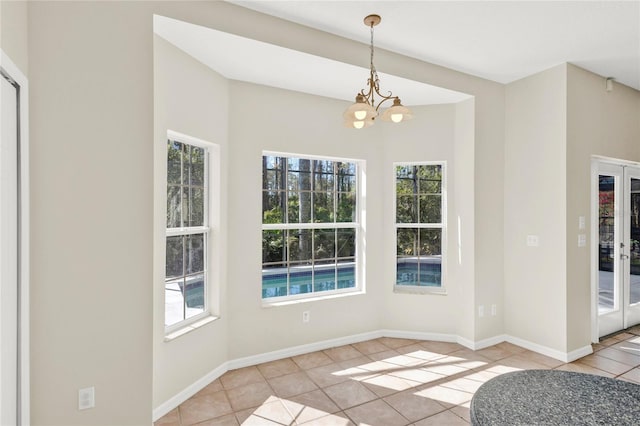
166, 140, 206, 228
261, 156, 358, 295
395, 165, 443, 261
262, 230, 285, 264
263, 208, 283, 224
395, 164, 442, 224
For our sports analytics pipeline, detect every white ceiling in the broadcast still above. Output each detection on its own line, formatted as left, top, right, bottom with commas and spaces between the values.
154, 15, 472, 105
230, 0, 640, 91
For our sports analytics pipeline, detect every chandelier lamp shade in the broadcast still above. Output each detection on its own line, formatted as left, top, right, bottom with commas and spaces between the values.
344, 14, 413, 129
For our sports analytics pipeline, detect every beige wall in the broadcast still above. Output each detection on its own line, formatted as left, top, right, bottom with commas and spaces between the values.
504, 65, 568, 352
1, 0, 28, 74
455, 99, 478, 341
28, 2, 154, 424
153, 36, 230, 408
472, 88, 506, 342
21, 0, 640, 421
566, 64, 640, 351
379, 102, 476, 339
227, 81, 385, 358
503, 63, 640, 356
24, 1, 508, 423
156, 61, 479, 409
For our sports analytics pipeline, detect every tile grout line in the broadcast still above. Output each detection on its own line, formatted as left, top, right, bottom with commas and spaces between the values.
159, 334, 640, 426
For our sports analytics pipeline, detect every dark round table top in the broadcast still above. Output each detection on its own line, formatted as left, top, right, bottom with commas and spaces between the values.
470, 369, 640, 425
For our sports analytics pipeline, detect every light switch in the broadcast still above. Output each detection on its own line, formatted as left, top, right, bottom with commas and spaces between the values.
579, 216, 586, 230
526, 235, 539, 247
578, 234, 586, 247
79, 387, 95, 410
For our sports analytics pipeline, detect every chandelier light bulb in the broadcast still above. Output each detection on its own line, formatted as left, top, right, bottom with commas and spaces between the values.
354, 110, 367, 120
381, 98, 413, 123
353, 121, 365, 129
391, 113, 404, 123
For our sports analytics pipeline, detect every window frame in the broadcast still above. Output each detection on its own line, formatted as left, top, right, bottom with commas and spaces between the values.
393, 161, 447, 294
261, 151, 365, 304
164, 130, 220, 334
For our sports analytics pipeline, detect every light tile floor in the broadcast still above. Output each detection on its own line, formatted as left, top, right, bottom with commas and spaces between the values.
156, 326, 640, 426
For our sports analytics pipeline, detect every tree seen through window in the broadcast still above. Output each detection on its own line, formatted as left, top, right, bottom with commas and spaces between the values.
262, 155, 359, 299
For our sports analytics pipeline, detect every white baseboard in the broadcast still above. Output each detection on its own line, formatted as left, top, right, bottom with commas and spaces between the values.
505, 335, 593, 362
153, 361, 229, 421
461, 334, 508, 350
153, 330, 593, 421
227, 330, 383, 370
152, 330, 382, 422
565, 344, 594, 362
380, 329, 458, 344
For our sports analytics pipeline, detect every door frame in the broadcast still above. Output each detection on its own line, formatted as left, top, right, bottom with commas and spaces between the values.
0, 49, 30, 426
591, 156, 640, 343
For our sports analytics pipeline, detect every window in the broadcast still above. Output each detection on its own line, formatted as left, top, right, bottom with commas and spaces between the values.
165, 134, 217, 330
262, 153, 362, 301
395, 162, 445, 291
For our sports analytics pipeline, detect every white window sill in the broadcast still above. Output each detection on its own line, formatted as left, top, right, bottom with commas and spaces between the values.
394, 286, 447, 296
262, 289, 365, 307
164, 315, 219, 342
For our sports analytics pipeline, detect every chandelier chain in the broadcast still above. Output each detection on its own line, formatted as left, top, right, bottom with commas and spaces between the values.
370, 24, 376, 75
369, 22, 381, 104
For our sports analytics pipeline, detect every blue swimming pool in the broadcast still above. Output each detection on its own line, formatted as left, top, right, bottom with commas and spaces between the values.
396, 257, 442, 287
262, 263, 356, 298
262, 257, 441, 298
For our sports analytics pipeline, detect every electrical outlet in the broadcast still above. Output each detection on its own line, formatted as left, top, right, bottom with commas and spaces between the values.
78, 387, 95, 410
526, 235, 539, 247
302, 311, 310, 323
478, 305, 484, 318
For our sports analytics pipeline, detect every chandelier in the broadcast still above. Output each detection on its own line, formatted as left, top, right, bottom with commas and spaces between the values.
344, 14, 413, 129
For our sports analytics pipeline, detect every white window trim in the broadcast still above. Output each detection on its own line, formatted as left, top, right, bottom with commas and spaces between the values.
393, 161, 447, 295
261, 151, 366, 305
164, 130, 220, 335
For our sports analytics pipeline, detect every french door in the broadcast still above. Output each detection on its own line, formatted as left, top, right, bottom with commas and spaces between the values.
596, 162, 640, 338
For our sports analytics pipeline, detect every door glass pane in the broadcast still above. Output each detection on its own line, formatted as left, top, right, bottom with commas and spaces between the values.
599, 175, 616, 313
630, 178, 640, 305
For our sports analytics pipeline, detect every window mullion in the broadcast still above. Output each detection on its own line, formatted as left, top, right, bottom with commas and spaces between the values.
311, 228, 315, 293
167, 226, 210, 237
205, 151, 210, 228
262, 222, 357, 231
395, 223, 442, 229
284, 159, 289, 227
182, 235, 187, 322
